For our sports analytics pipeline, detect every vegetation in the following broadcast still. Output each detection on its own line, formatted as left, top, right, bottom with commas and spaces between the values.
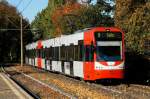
31, 0, 114, 39
115, 0, 150, 54
0, 1, 33, 62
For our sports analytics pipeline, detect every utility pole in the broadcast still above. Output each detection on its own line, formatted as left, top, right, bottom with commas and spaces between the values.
20, 15, 23, 67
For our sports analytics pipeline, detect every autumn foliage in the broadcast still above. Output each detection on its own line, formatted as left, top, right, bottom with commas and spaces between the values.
51, 1, 81, 36
31, 0, 114, 39
115, 0, 150, 54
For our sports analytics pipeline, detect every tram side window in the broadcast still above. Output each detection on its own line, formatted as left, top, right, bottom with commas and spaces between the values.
29, 50, 31, 58
52, 47, 59, 61
41, 48, 45, 58
32, 49, 35, 58
65, 46, 68, 61
52, 47, 54, 60
74, 45, 80, 61
68, 44, 74, 61
55, 47, 59, 61
49, 47, 52, 59
60, 45, 65, 60
31, 50, 33, 58
45, 48, 49, 59
37, 49, 41, 58
36, 49, 38, 57
84, 45, 94, 61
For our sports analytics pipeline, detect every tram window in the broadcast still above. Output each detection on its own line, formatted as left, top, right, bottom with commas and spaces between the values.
40, 49, 43, 58
30, 50, 32, 58
37, 49, 39, 57
33, 50, 35, 58
52, 47, 58, 60
30, 50, 33, 58
52, 47, 54, 60
74, 45, 78, 61
38, 49, 41, 58
42, 49, 45, 58
33, 49, 35, 58
83, 45, 94, 61
36, 49, 38, 57
61, 45, 65, 60
49, 47, 52, 59
34, 49, 36, 57
69, 44, 74, 61
44, 48, 46, 58
80, 45, 84, 61
65, 46, 68, 60
45, 48, 47, 58
74, 45, 82, 61
28, 50, 30, 57
39, 49, 43, 58
54, 47, 56, 60
55, 47, 59, 61
46, 48, 50, 59
96, 46, 121, 61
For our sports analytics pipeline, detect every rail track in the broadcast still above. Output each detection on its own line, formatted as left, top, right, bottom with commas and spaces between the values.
2, 66, 76, 99
0, 66, 40, 99
2, 64, 150, 99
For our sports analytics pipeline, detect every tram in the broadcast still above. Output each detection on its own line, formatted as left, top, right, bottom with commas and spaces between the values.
25, 27, 125, 80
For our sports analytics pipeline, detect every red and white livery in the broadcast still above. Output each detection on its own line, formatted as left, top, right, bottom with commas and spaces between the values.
25, 27, 125, 80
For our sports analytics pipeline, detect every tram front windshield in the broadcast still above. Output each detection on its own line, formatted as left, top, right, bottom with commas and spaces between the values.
96, 46, 121, 61
94, 31, 122, 61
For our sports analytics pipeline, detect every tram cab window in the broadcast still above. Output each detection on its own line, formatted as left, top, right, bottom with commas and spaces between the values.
96, 46, 121, 61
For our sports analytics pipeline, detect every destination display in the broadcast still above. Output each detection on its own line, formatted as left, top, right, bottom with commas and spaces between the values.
94, 32, 122, 41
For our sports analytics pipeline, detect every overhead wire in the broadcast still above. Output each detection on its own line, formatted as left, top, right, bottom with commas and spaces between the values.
20, 0, 33, 28
16, 0, 22, 8
20, 0, 33, 13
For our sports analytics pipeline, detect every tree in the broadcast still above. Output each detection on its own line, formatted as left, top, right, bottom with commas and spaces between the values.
115, 0, 150, 54
31, 0, 114, 39
0, 2, 33, 62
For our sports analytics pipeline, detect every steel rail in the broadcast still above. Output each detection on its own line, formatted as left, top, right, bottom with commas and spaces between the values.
1, 66, 40, 99
6, 66, 77, 99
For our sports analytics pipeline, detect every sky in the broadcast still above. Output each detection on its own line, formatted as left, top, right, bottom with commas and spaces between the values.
7, 0, 48, 23
6, 0, 101, 23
